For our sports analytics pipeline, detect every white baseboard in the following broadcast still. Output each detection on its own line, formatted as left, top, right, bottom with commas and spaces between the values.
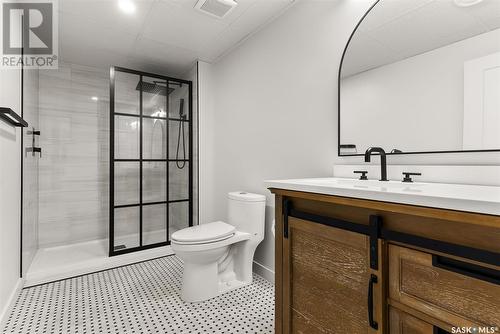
0, 278, 24, 331
253, 261, 275, 284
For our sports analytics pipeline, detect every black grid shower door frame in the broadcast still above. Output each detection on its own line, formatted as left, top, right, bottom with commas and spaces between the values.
109, 66, 193, 257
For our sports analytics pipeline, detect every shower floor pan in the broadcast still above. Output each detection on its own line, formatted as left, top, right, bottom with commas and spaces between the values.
25, 235, 174, 287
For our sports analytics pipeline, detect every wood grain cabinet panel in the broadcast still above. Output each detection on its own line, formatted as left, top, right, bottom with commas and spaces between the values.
283, 217, 382, 333
389, 307, 434, 334
271, 190, 500, 334
389, 245, 500, 328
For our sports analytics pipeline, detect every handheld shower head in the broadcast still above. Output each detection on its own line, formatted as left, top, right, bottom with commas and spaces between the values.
179, 98, 186, 119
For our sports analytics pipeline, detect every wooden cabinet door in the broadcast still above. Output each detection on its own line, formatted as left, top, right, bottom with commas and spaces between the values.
282, 216, 383, 333
389, 307, 434, 334
389, 245, 500, 328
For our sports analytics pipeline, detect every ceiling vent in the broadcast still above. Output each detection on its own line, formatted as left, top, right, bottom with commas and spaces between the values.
195, 0, 237, 19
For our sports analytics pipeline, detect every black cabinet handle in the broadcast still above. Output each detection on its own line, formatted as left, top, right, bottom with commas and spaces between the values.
368, 274, 378, 330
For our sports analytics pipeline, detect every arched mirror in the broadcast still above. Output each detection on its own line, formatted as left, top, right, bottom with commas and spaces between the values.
339, 0, 500, 156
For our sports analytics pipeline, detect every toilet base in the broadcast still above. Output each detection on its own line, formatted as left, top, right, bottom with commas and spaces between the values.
181, 261, 252, 303
181, 261, 219, 302
172, 232, 260, 303
219, 279, 250, 296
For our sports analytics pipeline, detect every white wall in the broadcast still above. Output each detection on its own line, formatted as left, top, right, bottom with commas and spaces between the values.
0, 67, 22, 323
198, 61, 218, 224
203, 0, 500, 278
341, 29, 500, 154
38, 63, 110, 247
207, 0, 373, 275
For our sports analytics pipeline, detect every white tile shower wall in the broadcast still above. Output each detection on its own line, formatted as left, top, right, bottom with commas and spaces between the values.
38, 63, 110, 247
38, 62, 198, 247
207, 1, 374, 275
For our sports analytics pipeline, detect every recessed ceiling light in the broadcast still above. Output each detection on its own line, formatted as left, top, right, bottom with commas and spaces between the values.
91, 96, 99, 101
118, 0, 136, 14
453, 0, 484, 7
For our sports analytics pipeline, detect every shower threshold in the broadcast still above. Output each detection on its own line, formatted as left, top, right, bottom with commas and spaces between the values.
24, 236, 174, 288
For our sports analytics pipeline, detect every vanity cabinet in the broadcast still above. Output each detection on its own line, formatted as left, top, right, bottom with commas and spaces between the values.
389, 245, 500, 329
282, 216, 383, 333
271, 189, 500, 334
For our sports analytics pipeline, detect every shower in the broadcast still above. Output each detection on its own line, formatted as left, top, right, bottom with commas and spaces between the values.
136, 79, 187, 169
110, 66, 193, 256
20, 64, 195, 286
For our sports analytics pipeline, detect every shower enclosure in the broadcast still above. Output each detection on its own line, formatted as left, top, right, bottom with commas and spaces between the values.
109, 67, 193, 256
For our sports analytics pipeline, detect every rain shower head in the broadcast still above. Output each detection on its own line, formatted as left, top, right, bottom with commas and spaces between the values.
136, 81, 175, 96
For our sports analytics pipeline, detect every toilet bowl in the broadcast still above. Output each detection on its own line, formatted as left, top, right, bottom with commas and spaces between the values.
171, 191, 266, 302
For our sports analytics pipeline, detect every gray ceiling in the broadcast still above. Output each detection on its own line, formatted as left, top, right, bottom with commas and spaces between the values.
58, 0, 295, 77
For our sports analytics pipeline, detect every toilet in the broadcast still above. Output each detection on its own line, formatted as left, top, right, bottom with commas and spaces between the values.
171, 191, 266, 302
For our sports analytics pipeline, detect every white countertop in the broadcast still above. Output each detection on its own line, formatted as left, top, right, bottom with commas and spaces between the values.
265, 178, 500, 216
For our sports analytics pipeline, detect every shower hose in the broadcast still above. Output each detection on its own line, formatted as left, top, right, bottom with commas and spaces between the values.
176, 98, 186, 169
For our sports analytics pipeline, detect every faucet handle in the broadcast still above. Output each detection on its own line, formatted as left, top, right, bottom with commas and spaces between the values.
354, 170, 368, 180
402, 172, 421, 183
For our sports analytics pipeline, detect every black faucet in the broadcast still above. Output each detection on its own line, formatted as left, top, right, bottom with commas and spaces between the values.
364, 147, 388, 181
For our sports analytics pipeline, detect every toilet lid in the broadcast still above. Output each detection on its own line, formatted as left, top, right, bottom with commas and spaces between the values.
171, 221, 236, 243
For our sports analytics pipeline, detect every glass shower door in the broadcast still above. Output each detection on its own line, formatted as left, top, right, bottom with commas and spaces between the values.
109, 67, 192, 256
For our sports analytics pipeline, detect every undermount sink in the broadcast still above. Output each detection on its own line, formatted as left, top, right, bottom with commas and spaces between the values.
265, 177, 500, 215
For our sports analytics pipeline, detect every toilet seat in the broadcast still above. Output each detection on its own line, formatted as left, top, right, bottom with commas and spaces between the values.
171, 233, 234, 245
171, 231, 252, 252
171, 221, 236, 244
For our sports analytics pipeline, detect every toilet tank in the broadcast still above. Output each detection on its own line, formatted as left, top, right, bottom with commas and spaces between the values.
227, 192, 266, 236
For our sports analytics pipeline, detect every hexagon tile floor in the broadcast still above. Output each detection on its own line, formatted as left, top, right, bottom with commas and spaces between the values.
2, 256, 274, 334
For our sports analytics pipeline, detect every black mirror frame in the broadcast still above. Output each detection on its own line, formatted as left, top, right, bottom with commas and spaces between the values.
337, 0, 500, 157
